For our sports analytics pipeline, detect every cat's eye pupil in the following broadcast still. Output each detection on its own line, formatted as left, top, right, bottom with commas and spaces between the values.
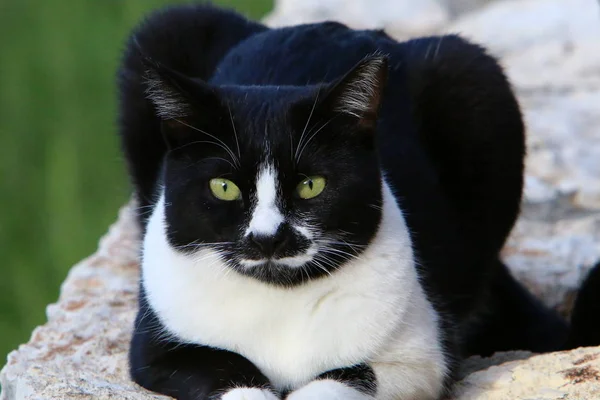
296, 176, 325, 199
209, 178, 241, 201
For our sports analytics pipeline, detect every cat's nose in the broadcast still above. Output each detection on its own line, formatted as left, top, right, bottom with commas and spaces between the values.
249, 230, 288, 258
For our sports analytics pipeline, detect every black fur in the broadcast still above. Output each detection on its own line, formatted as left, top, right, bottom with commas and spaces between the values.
117, 4, 266, 228
565, 262, 600, 349
313, 364, 377, 396
130, 288, 275, 400
117, 4, 600, 399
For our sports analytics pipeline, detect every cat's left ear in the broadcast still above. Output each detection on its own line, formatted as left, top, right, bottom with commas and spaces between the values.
140, 56, 224, 149
321, 54, 389, 128
141, 56, 218, 120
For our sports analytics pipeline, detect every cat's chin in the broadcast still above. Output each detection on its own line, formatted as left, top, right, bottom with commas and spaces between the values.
233, 259, 329, 287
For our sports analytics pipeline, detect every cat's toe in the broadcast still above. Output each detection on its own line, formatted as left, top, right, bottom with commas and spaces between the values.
219, 387, 280, 400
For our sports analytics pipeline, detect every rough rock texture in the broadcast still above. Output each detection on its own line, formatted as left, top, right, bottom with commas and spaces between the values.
452, 347, 600, 399
452, 0, 600, 314
1, 204, 599, 400
2, 0, 600, 399
0, 206, 167, 400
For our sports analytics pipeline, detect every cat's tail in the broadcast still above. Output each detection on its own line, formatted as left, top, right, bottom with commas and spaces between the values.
564, 260, 600, 349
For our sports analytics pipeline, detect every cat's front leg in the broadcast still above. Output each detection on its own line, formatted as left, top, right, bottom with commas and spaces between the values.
130, 340, 281, 400
285, 364, 376, 400
130, 341, 281, 400
286, 357, 448, 400
129, 302, 280, 400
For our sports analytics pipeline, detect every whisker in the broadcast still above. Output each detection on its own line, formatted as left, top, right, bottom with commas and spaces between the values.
172, 118, 240, 167
296, 117, 335, 163
174, 241, 234, 251
227, 105, 241, 162
196, 157, 236, 170
134, 204, 156, 212
294, 91, 320, 161
433, 36, 444, 61
316, 238, 366, 248
310, 258, 333, 277
168, 139, 237, 164
319, 248, 360, 262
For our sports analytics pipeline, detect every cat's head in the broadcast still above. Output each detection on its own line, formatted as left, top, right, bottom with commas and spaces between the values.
144, 54, 388, 286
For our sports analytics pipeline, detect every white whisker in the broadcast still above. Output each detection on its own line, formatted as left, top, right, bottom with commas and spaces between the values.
296, 117, 335, 163
172, 118, 240, 167
294, 91, 320, 161
227, 105, 241, 161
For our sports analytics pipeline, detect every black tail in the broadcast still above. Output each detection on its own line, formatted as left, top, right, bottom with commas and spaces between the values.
565, 261, 600, 349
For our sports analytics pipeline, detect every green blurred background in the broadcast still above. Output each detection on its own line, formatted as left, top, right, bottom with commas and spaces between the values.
0, 0, 272, 371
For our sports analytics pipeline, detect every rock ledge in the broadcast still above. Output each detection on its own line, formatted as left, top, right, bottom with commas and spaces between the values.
1, 205, 599, 399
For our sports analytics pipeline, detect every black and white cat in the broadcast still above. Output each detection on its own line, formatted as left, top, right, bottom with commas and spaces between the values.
117, 4, 600, 400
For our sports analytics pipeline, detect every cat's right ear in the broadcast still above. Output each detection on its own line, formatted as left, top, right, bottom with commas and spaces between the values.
319, 54, 388, 129
141, 56, 221, 149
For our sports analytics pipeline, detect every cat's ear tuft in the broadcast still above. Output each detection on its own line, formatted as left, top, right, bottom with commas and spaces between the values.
325, 54, 389, 127
145, 75, 191, 120
140, 57, 223, 150
141, 57, 203, 120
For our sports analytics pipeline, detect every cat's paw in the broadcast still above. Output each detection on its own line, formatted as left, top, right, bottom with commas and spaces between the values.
219, 387, 280, 400
286, 380, 373, 400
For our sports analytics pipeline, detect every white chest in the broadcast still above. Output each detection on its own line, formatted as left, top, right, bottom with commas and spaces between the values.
142, 190, 424, 390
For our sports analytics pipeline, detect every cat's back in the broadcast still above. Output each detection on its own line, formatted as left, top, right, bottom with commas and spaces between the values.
210, 21, 402, 87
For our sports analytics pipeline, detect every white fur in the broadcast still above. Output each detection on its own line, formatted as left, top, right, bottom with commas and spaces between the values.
335, 57, 385, 118
239, 259, 266, 268
220, 388, 279, 400
246, 164, 284, 237
142, 180, 447, 399
144, 71, 191, 119
240, 245, 317, 269
292, 225, 313, 240
272, 244, 318, 268
287, 380, 373, 400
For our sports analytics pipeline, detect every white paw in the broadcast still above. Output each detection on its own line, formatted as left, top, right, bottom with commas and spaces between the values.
220, 387, 280, 400
286, 380, 373, 400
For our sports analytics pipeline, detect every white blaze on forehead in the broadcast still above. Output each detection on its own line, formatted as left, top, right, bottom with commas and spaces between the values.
246, 164, 284, 236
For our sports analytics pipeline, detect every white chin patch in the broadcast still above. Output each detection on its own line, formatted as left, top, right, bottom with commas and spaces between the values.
273, 244, 318, 267
239, 244, 318, 269
239, 259, 268, 268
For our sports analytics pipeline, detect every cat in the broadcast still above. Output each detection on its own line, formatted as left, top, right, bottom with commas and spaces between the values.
117, 4, 600, 400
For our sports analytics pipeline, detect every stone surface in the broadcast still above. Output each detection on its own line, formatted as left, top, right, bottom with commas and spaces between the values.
3, 0, 600, 399
445, 0, 600, 57
0, 205, 167, 400
1, 205, 599, 400
447, 0, 600, 217
264, 0, 450, 39
450, 347, 600, 399
448, 0, 600, 313
442, 0, 499, 17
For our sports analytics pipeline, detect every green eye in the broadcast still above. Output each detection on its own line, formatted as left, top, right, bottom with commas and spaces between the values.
296, 176, 326, 199
209, 178, 241, 201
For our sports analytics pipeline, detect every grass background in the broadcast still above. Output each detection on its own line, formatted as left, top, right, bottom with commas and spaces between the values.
0, 0, 272, 371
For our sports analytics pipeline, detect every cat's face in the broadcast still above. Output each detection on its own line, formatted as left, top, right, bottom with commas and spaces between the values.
145, 56, 388, 286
